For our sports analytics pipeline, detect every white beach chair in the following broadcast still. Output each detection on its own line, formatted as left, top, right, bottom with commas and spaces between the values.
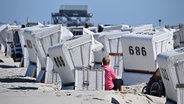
121, 27, 174, 85
173, 28, 184, 48
93, 30, 130, 78
48, 34, 104, 90
23, 24, 73, 84
157, 47, 184, 103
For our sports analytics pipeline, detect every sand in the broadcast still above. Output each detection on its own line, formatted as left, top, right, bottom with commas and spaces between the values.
0, 51, 169, 104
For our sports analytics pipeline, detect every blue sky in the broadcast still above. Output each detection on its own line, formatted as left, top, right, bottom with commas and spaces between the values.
0, 0, 184, 26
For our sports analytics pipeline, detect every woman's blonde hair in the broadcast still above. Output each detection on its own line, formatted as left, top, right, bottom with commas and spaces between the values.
102, 56, 110, 65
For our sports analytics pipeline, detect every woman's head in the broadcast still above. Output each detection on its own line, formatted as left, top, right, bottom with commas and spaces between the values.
102, 56, 110, 65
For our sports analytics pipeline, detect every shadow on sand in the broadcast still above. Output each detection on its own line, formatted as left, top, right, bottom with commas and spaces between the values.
0, 76, 38, 90
0, 59, 3, 63
0, 65, 17, 68
8, 86, 38, 90
0, 77, 35, 83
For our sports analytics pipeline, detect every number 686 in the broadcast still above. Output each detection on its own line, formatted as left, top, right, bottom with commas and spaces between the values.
129, 46, 147, 56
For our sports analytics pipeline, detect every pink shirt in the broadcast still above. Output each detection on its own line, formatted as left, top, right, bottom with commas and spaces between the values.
102, 65, 116, 90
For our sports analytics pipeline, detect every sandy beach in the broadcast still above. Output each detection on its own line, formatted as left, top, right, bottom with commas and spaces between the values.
0, 51, 167, 104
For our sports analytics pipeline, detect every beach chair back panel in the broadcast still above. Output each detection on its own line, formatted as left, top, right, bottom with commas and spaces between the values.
108, 37, 123, 78
69, 42, 91, 67
74, 68, 105, 90
122, 29, 173, 73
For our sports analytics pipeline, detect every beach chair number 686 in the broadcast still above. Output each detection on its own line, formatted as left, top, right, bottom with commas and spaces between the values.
129, 46, 147, 56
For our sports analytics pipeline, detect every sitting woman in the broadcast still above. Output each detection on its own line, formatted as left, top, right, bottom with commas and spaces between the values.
102, 56, 124, 91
